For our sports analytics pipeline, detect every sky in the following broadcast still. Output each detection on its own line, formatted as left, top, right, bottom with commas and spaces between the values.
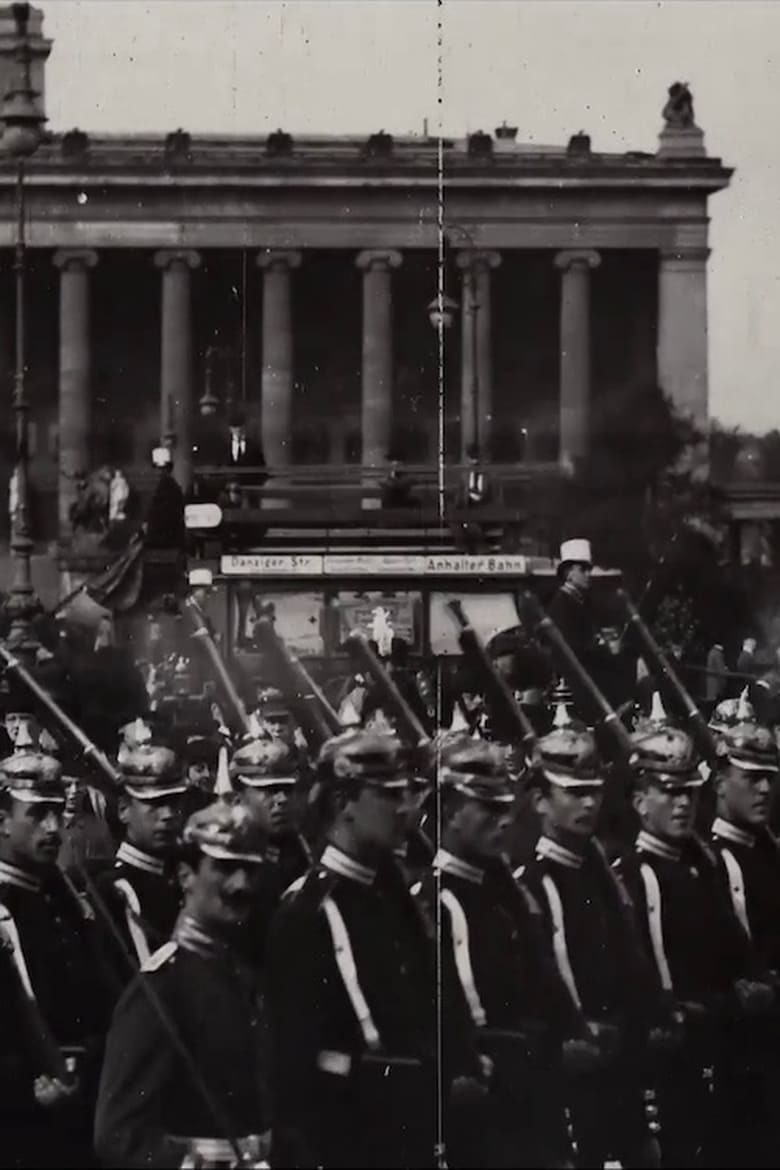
39, 0, 780, 433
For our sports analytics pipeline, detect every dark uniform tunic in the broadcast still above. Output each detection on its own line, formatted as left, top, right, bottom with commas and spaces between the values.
91, 840, 182, 988
521, 835, 655, 1167
0, 858, 114, 1169
619, 830, 762, 1167
94, 914, 271, 1169
710, 818, 780, 1166
267, 844, 441, 1168
416, 850, 577, 1168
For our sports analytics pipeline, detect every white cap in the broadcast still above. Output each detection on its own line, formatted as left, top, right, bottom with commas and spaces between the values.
560, 539, 592, 566
188, 567, 213, 588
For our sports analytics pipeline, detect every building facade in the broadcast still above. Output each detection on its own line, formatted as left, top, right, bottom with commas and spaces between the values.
0, 18, 733, 598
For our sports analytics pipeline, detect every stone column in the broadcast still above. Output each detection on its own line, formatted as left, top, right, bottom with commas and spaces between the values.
53, 248, 98, 541
657, 246, 710, 437
456, 250, 501, 460
153, 249, 200, 490
356, 250, 402, 478
256, 250, 301, 471
554, 249, 600, 468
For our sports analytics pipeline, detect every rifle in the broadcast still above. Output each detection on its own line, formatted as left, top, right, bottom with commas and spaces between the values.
344, 631, 432, 752
0, 644, 121, 795
616, 589, 719, 767
181, 595, 253, 738
253, 618, 339, 753
521, 591, 636, 765
446, 600, 538, 758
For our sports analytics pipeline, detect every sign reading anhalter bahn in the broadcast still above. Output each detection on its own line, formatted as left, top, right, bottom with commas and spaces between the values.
219, 552, 529, 577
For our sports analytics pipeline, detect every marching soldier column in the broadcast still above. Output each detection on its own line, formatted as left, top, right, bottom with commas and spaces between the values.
4, 540, 780, 1167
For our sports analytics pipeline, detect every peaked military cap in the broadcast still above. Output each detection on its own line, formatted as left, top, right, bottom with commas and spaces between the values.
183, 796, 268, 863
256, 687, 289, 718
0, 748, 64, 803
718, 720, 779, 774
440, 736, 515, 805
230, 737, 298, 788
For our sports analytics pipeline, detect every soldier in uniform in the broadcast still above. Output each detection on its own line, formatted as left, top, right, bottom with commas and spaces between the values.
415, 734, 579, 1168
230, 735, 313, 965
708, 717, 780, 1165
91, 718, 190, 986
619, 709, 775, 1167
0, 729, 114, 1168
521, 712, 662, 1169
266, 730, 452, 1168
94, 795, 272, 1169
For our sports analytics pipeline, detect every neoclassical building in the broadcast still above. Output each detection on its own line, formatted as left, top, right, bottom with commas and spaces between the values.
0, 11, 733, 600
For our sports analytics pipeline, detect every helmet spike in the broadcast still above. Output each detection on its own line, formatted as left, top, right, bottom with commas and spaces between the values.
214, 744, 233, 798
649, 690, 667, 725
737, 685, 752, 722
247, 710, 264, 739
552, 680, 572, 730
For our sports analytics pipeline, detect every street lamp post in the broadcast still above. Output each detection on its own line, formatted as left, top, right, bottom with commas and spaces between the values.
427, 225, 481, 463
2, 2, 46, 652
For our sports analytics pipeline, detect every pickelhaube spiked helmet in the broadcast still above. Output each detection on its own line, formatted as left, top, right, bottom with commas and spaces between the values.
708, 687, 755, 736
320, 729, 407, 789
630, 691, 702, 787
717, 720, 779, 774
230, 737, 298, 789
0, 748, 64, 803
532, 699, 603, 789
183, 796, 269, 863
116, 717, 187, 801
439, 735, 515, 805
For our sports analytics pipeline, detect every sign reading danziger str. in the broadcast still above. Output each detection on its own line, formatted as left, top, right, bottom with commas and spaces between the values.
219, 553, 529, 577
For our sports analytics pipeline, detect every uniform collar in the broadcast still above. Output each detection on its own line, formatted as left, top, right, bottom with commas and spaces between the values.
173, 913, 226, 959
321, 844, 376, 887
0, 858, 41, 893
711, 817, 756, 849
536, 835, 584, 870
433, 848, 484, 885
636, 830, 682, 862
116, 841, 166, 876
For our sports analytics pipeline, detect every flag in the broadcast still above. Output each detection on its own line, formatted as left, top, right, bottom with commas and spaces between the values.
56, 531, 146, 631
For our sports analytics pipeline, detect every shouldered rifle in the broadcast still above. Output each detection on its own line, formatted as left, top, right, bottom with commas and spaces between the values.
181, 595, 253, 738
252, 618, 339, 753
616, 589, 719, 767
344, 631, 431, 750
446, 600, 538, 758
0, 643, 121, 795
521, 591, 636, 764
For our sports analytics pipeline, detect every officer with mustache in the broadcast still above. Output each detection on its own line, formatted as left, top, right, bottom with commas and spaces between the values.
0, 722, 114, 1168
94, 795, 272, 1169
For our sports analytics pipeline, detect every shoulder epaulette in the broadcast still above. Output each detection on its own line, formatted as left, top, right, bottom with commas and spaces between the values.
141, 940, 178, 972
298, 866, 338, 910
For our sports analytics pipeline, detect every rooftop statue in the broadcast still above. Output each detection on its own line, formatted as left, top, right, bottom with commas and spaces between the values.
662, 81, 696, 129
